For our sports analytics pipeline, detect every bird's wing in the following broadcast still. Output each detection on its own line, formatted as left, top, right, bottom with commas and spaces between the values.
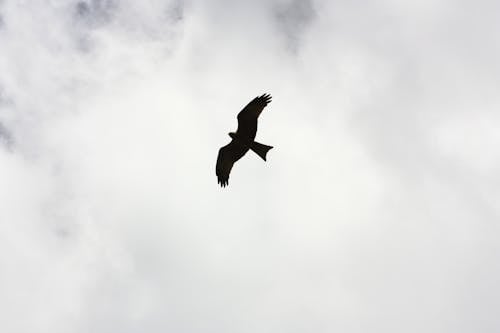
236, 94, 272, 137
216, 140, 248, 187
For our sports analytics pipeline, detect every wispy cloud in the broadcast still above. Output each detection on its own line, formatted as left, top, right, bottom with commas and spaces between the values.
274, 0, 315, 53
1, 0, 499, 332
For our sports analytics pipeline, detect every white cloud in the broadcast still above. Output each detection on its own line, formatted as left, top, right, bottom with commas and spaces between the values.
1, 0, 500, 332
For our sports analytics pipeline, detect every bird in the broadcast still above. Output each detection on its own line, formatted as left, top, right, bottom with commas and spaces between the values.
216, 93, 273, 187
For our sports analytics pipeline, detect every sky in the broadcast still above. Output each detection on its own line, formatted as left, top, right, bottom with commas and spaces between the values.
1, 0, 500, 332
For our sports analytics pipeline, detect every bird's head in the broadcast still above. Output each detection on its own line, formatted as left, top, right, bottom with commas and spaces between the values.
228, 132, 236, 139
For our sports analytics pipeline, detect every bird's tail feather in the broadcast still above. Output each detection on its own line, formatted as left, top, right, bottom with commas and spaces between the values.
250, 141, 273, 161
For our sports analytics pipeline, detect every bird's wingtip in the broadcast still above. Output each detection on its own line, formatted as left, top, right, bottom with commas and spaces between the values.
218, 178, 229, 187
259, 93, 272, 104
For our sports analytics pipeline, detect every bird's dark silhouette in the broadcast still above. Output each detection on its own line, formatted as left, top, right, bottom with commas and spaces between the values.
216, 94, 273, 187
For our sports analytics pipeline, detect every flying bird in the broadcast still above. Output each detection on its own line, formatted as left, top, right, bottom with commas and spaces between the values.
216, 94, 273, 187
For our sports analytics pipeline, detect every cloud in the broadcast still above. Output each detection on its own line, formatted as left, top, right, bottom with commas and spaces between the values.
274, 0, 315, 53
1, 0, 500, 332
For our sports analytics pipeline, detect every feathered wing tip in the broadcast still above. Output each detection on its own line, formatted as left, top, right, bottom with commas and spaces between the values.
216, 167, 229, 187
218, 177, 229, 187
259, 93, 272, 105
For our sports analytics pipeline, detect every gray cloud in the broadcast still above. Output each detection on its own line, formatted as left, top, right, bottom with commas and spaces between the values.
0, 122, 12, 149
1, 0, 500, 332
274, 0, 315, 53
74, 0, 117, 30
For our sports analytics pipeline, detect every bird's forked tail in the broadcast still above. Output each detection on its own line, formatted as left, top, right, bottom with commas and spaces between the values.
250, 141, 273, 161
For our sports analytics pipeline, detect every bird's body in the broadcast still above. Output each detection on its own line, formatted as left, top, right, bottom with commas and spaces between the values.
216, 94, 273, 187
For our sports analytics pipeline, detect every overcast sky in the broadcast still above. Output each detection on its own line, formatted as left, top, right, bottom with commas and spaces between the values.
1, 0, 500, 332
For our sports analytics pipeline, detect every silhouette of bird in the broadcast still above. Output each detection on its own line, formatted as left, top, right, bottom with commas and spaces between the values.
216, 94, 273, 187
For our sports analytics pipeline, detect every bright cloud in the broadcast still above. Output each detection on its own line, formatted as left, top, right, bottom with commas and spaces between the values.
1, 1, 499, 332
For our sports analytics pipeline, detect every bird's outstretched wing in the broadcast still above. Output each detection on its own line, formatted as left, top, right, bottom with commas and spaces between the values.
236, 94, 272, 139
216, 140, 248, 187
